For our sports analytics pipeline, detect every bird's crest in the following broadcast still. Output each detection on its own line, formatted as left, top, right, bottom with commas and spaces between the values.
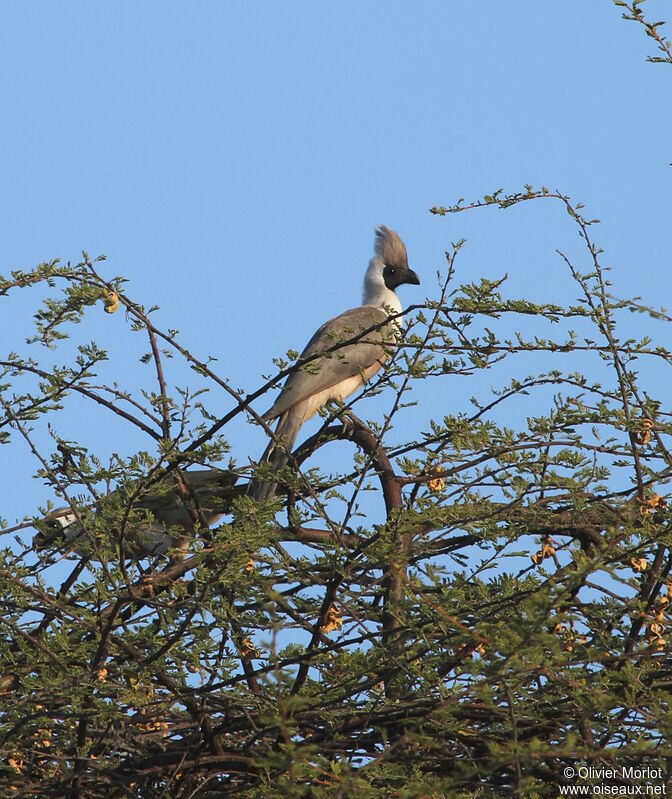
374, 225, 408, 268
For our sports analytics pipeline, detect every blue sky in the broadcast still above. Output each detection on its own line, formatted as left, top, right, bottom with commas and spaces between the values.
2, 2, 671, 537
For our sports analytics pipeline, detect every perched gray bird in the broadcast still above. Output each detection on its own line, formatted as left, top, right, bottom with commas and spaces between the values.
251, 225, 420, 501
35, 468, 237, 558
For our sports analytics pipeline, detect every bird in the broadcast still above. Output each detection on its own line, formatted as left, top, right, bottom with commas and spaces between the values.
250, 224, 420, 501
35, 468, 237, 558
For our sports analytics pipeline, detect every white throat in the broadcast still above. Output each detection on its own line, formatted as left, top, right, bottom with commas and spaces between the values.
362, 256, 402, 316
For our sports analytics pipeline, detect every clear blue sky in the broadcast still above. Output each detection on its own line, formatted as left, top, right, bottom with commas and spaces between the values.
2, 3, 671, 534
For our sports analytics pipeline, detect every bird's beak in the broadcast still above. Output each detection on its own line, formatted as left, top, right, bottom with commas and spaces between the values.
404, 268, 420, 286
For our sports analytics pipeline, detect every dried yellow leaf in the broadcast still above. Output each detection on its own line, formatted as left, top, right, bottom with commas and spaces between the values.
638, 493, 666, 515
541, 542, 556, 558
532, 537, 556, 566
239, 636, 258, 658
428, 476, 445, 492
103, 289, 119, 314
321, 606, 343, 634
639, 418, 654, 445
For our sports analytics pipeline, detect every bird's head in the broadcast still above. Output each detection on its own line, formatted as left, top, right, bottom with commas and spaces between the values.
363, 224, 420, 310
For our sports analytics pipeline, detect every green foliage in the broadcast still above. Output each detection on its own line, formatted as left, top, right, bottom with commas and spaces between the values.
3, 193, 672, 798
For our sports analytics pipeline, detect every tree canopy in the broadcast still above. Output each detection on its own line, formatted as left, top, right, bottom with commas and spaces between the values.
1, 4, 671, 797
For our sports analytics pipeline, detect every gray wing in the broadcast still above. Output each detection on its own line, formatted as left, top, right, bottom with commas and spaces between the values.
139, 469, 237, 529
263, 305, 394, 421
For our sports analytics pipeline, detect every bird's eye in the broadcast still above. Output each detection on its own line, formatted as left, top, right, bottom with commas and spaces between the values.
389, 266, 395, 274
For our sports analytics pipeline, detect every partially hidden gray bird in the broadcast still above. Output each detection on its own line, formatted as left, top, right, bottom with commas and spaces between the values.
250, 225, 420, 501
36, 468, 237, 558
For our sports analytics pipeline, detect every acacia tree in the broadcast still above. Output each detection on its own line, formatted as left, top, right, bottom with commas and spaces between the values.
1, 4, 672, 797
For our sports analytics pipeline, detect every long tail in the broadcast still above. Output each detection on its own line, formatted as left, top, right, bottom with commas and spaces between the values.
250, 407, 304, 501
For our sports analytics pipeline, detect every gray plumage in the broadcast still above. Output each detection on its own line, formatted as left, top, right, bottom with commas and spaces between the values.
251, 225, 419, 501
36, 468, 237, 558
